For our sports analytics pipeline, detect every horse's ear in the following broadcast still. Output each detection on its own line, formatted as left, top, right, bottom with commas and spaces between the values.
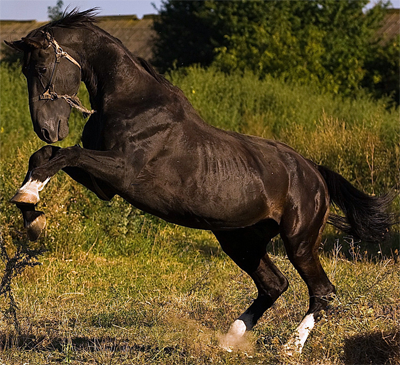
4, 40, 26, 52
4, 35, 48, 52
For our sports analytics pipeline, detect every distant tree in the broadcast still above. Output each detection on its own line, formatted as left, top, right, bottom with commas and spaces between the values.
212, 0, 389, 96
153, 0, 395, 99
152, 1, 224, 71
48, 0, 64, 21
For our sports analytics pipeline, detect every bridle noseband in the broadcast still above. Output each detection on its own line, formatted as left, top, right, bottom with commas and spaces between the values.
30, 32, 95, 118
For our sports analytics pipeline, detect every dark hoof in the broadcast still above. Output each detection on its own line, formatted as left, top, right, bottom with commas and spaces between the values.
10, 191, 39, 205
24, 211, 46, 241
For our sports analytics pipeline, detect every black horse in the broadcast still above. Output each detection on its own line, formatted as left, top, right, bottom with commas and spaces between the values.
5, 9, 395, 354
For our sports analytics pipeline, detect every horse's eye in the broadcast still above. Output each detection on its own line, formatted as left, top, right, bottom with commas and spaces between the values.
38, 67, 47, 74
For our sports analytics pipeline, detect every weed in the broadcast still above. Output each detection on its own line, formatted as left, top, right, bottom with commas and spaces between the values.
0, 233, 45, 334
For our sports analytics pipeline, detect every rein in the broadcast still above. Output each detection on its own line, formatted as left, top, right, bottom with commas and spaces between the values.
30, 32, 95, 118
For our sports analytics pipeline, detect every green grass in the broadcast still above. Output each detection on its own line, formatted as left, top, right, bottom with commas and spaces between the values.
0, 63, 399, 364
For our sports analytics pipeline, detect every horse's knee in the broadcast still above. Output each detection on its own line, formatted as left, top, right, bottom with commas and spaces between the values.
29, 145, 61, 169
276, 274, 289, 297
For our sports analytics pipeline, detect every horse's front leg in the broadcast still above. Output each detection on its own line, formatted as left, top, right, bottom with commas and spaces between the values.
10, 145, 127, 240
11, 145, 127, 204
10, 146, 60, 240
11, 145, 61, 206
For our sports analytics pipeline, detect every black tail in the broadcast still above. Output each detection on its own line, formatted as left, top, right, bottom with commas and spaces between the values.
317, 165, 397, 242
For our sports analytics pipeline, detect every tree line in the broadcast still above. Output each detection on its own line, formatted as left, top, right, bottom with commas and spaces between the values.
152, 0, 399, 105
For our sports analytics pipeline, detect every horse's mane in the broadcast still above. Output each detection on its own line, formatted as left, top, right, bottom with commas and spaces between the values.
41, 8, 178, 92
137, 57, 177, 91
47, 8, 99, 29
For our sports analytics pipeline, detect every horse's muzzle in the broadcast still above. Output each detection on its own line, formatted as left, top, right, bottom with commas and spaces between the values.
38, 119, 69, 143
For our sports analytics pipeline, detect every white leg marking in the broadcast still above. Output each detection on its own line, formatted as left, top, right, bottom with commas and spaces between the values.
219, 319, 247, 352
284, 313, 315, 355
18, 177, 50, 202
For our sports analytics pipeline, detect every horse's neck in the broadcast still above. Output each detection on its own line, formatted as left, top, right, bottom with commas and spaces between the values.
78, 28, 152, 114
67, 27, 200, 130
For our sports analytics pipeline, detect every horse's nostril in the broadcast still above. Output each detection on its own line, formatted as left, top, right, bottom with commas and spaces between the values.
41, 128, 52, 143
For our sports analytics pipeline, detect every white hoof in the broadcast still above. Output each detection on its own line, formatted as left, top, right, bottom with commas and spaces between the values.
283, 313, 315, 355
10, 177, 50, 205
219, 319, 247, 352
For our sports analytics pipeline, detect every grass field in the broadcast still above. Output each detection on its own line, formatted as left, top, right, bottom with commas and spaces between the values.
0, 63, 399, 364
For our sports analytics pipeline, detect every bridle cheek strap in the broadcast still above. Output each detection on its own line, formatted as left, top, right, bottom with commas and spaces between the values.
48, 34, 81, 68
30, 32, 95, 117
37, 90, 95, 119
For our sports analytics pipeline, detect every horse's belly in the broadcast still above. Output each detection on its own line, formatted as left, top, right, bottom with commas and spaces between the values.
124, 178, 279, 230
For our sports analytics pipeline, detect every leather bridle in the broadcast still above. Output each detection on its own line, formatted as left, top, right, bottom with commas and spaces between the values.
30, 32, 95, 117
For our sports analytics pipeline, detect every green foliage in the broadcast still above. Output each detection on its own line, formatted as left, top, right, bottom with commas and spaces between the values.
0, 63, 32, 142
213, 0, 384, 95
153, 0, 397, 102
152, 1, 221, 71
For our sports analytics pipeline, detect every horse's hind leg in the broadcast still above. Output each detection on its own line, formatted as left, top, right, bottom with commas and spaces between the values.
280, 204, 336, 355
213, 220, 288, 350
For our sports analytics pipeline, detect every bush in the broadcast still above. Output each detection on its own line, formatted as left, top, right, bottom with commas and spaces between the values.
153, 0, 398, 103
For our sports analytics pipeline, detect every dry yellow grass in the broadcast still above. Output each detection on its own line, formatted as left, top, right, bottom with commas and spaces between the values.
0, 229, 399, 364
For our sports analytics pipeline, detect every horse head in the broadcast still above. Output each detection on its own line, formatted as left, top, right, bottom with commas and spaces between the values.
5, 31, 85, 143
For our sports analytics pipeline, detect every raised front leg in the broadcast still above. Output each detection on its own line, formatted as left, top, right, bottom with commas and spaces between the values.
11, 145, 126, 206
10, 145, 126, 240
11, 145, 60, 205
10, 146, 60, 240
17, 204, 47, 241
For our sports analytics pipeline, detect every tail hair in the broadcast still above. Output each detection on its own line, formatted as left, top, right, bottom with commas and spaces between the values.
317, 165, 397, 243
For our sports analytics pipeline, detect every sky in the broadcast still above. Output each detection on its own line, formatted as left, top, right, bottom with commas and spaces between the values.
0, 0, 399, 21
0, 0, 164, 21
